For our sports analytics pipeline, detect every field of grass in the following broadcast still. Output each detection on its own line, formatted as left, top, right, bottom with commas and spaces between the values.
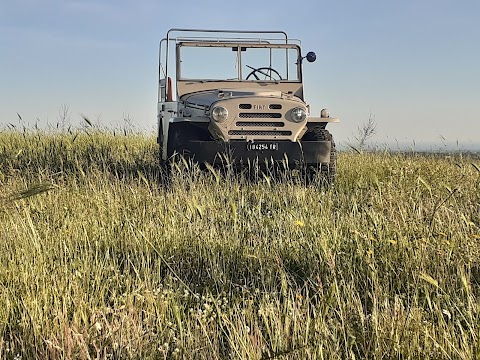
0, 129, 479, 359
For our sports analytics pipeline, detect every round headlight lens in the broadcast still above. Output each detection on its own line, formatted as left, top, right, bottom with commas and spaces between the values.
291, 107, 307, 123
211, 106, 228, 122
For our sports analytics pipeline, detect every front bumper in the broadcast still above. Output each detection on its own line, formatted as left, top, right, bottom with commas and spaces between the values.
174, 140, 332, 167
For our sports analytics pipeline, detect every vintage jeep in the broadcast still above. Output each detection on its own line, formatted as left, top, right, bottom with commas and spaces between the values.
157, 29, 339, 181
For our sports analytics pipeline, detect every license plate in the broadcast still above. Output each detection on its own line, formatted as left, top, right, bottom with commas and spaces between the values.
246, 142, 279, 151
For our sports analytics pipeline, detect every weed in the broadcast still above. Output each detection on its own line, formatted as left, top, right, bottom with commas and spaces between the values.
0, 130, 479, 359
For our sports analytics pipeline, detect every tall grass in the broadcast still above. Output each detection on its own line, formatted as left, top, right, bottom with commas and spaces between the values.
0, 129, 479, 359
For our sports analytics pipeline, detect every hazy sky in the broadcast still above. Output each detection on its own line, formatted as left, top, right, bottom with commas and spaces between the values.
1, 0, 479, 147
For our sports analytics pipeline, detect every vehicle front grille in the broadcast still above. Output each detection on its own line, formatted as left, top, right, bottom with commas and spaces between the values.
228, 130, 292, 136
228, 102, 293, 139
235, 121, 284, 127
238, 113, 282, 119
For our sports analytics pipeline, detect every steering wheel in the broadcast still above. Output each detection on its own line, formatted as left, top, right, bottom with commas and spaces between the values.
245, 65, 282, 80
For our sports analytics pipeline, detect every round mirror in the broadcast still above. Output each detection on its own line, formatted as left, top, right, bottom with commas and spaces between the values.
306, 52, 317, 63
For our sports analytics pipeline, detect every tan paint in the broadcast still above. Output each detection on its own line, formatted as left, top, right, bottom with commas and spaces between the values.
205, 96, 307, 142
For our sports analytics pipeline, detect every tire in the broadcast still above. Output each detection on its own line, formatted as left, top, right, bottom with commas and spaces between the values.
166, 122, 187, 159
166, 122, 211, 159
302, 127, 336, 184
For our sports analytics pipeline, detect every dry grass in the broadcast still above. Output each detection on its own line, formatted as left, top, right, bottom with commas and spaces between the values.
0, 129, 479, 359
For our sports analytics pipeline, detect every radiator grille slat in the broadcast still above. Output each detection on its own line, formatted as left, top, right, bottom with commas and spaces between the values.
235, 121, 284, 127
228, 130, 292, 136
269, 104, 282, 109
238, 113, 282, 119
238, 104, 283, 110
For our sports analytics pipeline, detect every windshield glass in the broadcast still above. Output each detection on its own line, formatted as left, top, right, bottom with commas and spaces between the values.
178, 44, 300, 81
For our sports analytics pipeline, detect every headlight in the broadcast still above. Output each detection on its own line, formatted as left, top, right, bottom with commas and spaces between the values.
211, 106, 228, 122
321, 108, 330, 118
290, 107, 307, 123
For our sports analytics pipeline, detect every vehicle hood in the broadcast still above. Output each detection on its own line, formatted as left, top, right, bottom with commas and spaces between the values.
181, 89, 286, 108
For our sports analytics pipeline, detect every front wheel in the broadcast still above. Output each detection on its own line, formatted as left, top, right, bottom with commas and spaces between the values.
302, 127, 336, 184
166, 122, 212, 160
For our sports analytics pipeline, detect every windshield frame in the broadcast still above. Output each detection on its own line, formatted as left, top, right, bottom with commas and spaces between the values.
176, 41, 302, 83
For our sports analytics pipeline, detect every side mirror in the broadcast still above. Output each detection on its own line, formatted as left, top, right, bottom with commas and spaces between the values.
306, 51, 317, 63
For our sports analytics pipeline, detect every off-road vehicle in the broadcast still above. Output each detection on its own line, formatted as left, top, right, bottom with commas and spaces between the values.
157, 29, 339, 181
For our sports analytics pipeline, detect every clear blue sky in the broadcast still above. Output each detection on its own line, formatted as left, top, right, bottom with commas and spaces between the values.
1, 0, 479, 148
